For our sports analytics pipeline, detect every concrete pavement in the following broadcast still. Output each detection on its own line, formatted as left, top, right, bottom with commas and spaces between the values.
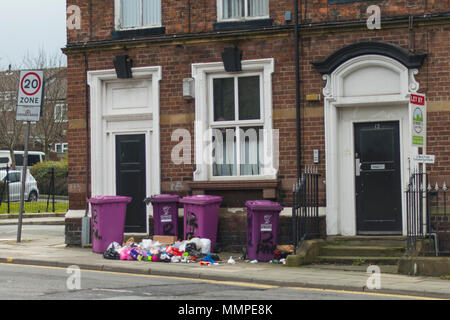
0, 213, 65, 225
0, 216, 449, 299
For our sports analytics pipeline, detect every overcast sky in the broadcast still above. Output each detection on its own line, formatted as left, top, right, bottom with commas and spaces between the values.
0, 1, 67, 70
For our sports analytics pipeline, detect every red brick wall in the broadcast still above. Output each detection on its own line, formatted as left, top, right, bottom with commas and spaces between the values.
65, 1, 450, 211
67, 0, 450, 44
302, 0, 449, 23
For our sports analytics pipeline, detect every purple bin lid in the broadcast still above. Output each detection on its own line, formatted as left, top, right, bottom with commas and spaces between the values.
180, 195, 223, 205
87, 195, 132, 204
148, 194, 180, 203
245, 200, 283, 212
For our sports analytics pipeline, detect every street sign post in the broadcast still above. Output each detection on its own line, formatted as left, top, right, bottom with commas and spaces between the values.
16, 70, 44, 122
410, 93, 426, 147
413, 154, 435, 164
16, 70, 45, 243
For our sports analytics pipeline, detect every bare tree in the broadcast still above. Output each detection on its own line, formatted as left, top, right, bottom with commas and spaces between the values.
32, 67, 67, 159
25, 50, 67, 159
0, 49, 67, 164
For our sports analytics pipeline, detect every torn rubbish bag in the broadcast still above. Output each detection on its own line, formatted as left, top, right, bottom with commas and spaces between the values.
103, 247, 120, 260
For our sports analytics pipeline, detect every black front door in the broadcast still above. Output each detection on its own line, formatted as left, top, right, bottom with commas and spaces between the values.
116, 134, 147, 233
354, 121, 402, 234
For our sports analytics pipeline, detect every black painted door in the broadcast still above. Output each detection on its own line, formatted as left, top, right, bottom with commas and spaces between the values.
116, 134, 146, 233
354, 121, 402, 234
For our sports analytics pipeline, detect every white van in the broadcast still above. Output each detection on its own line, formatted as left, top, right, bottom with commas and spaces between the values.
0, 150, 45, 169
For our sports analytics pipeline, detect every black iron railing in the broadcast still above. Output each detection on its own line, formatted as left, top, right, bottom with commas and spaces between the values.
0, 166, 68, 214
406, 170, 450, 256
293, 167, 320, 253
405, 170, 428, 254
427, 182, 450, 256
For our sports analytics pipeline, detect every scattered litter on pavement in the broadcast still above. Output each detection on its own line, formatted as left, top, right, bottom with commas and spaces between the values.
103, 237, 221, 265
103, 237, 292, 267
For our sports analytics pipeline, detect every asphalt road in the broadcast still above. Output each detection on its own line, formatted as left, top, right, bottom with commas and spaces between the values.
0, 263, 423, 301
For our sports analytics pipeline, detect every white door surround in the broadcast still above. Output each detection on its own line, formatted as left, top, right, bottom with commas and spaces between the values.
87, 66, 162, 234
321, 54, 421, 236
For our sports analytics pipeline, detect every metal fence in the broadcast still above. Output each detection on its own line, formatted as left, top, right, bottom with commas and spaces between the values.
427, 182, 450, 256
406, 170, 450, 256
405, 171, 428, 254
0, 165, 68, 214
292, 167, 321, 253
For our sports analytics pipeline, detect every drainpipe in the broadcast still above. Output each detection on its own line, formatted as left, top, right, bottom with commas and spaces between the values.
84, 52, 90, 218
294, 0, 301, 180
84, 0, 93, 218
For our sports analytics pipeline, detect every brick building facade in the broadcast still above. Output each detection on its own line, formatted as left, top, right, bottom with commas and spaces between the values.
63, 0, 450, 249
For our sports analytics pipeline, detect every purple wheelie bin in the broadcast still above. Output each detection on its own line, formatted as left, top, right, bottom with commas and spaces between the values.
180, 195, 222, 251
147, 194, 180, 237
87, 196, 132, 254
245, 200, 283, 262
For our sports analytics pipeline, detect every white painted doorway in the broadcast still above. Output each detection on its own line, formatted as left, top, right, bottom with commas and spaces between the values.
321, 55, 421, 236
87, 66, 162, 234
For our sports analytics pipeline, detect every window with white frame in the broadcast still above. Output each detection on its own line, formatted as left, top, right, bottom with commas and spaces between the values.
54, 103, 68, 122
211, 75, 264, 176
218, 0, 269, 21
117, 0, 161, 29
55, 143, 68, 153
192, 59, 277, 181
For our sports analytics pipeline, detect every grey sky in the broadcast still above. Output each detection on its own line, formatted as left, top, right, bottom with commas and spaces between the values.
0, 1, 67, 70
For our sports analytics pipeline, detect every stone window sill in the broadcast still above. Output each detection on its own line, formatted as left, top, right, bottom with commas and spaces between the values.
213, 19, 273, 31
111, 27, 166, 40
188, 179, 279, 199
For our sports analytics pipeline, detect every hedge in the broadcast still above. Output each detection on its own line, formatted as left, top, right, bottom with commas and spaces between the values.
30, 159, 68, 196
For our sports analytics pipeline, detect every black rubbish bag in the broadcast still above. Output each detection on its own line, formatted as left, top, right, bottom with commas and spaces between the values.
185, 242, 202, 257
103, 247, 120, 260
103, 242, 121, 260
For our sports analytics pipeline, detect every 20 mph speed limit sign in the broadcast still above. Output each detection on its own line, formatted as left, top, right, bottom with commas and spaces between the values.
16, 70, 45, 121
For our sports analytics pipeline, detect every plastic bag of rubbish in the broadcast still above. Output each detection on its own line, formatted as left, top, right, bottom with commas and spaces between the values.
192, 238, 202, 250
120, 247, 132, 260
139, 239, 154, 251
227, 256, 236, 264
185, 242, 201, 257
199, 238, 211, 254
130, 247, 146, 261
150, 241, 163, 251
103, 242, 122, 260
159, 253, 171, 263
165, 246, 183, 256
186, 237, 202, 250
173, 241, 185, 250
177, 240, 187, 252
106, 241, 122, 252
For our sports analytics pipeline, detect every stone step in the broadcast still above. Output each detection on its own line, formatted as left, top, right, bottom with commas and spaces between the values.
316, 256, 401, 266
320, 245, 405, 257
304, 263, 399, 274
327, 236, 407, 247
